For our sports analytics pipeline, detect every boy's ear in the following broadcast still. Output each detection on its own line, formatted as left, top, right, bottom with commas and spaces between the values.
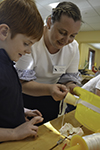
47, 17, 52, 29
0, 24, 9, 41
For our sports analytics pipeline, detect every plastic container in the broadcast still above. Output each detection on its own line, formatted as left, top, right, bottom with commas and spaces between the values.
64, 87, 100, 132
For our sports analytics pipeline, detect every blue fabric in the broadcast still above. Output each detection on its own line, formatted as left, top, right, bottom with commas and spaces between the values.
0, 49, 25, 128
58, 72, 81, 85
15, 68, 36, 81
65, 104, 76, 113
23, 94, 60, 125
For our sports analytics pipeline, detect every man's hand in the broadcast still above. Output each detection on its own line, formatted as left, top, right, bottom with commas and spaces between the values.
49, 84, 68, 101
66, 82, 78, 95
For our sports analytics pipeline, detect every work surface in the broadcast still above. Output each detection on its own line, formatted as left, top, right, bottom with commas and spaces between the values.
0, 111, 93, 150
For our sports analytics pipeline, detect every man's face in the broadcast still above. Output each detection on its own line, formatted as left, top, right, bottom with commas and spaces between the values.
48, 15, 81, 50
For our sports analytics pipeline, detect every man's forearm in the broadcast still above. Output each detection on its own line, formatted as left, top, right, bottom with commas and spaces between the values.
21, 80, 52, 96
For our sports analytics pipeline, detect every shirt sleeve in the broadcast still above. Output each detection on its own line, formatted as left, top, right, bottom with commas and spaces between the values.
82, 75, 100, 93
58, 72, 81, 85
15, 53, 36, 81
95, 80, 100, 90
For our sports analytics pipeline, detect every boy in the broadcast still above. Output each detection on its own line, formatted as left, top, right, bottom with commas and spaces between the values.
0, 0, 44, 142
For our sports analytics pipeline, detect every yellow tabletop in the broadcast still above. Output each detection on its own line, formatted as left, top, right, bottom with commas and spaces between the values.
0, 111, 93, 150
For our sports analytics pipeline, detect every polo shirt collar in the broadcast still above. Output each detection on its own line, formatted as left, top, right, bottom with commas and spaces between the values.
0, 49, 14, 66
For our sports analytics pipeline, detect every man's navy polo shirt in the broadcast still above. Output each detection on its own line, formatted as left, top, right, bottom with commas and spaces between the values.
0, 49, 25, 128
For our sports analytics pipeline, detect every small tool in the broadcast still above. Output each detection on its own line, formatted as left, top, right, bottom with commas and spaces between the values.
62, 143, 67, 150
49, 129, 82, 150
49, 137, 67, 150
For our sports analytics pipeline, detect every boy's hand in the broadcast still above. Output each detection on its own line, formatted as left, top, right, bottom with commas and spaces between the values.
13, 116, 43, 140
24, 108, 42, 121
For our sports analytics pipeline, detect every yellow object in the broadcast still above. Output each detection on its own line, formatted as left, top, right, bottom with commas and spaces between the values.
44, 121, 64, 138
64, 92, 78, 106
74, 87, 100, 132
94, 62, 96, 67
65, 135, 88, 150
64, 87, 100, 132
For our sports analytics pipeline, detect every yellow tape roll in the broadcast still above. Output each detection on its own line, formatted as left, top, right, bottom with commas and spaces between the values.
65, 135, 88, 150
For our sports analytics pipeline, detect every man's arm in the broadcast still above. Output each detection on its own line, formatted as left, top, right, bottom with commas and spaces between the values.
21, 80, 68, 101
57, 72, 81, 95
65, 81, 79, 95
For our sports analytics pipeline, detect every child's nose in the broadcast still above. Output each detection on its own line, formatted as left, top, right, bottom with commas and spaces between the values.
25, 48, 31, 54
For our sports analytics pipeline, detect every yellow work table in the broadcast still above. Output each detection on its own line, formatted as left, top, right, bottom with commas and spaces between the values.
0, 111, 93, 150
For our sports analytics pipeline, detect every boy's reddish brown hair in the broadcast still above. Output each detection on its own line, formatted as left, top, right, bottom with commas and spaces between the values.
0, 0, 44, 41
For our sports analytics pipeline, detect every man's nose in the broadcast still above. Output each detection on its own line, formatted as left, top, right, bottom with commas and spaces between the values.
63, 36, 72, 44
